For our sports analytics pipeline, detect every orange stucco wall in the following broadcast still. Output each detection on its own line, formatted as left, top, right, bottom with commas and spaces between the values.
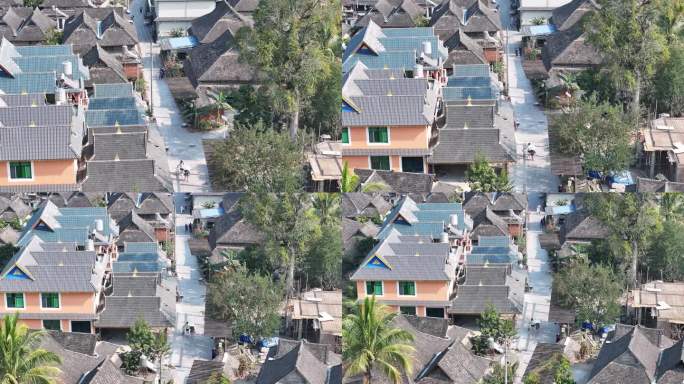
0, 159, 76, 186
346, 126, 429, 149
343, 155, 409, 172
2, 292, 95, 313
17, 319, 91, 332
356, 280, 450, 302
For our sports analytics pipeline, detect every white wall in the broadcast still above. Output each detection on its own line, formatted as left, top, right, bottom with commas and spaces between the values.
520, 10, 554, 25
155, 0, 215, 35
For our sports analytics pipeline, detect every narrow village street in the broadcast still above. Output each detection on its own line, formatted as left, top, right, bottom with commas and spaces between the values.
132, 0, 225, 193
129, 2, 216, 381
514, 192, 555, 382
497, 0, 559, 193
170, 197, 213, 383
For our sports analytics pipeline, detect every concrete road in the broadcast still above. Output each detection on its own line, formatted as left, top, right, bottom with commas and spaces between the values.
130, 0, 226, 192
170, 195, 213, 383
497, 0, 559, 193
513, 192, 556, 383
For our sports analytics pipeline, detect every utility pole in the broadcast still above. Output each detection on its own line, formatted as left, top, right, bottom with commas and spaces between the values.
149, 38, 154, 115
504, 339, 509, 384
504, 23, 509, 96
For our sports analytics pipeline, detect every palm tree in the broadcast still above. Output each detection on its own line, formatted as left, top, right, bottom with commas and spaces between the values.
0, 313, 61, 384
661, 192, 684, 221
340, 161, 359, 192
343, 296, 415, 384
312, 193, 340, 227
148, 332, 171, 384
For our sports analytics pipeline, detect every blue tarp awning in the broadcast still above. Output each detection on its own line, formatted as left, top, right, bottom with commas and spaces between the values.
521, 24, 558, 37
197, 207, 225, 219
160, 36, 199, 51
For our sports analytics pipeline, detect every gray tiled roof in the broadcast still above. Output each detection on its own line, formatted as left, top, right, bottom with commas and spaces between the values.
355, 169, 435, 194
429, 128, 515, 164
342, 95, 430, 126
449, 285, 520, 314
0, 72, 56, 94
187, 360, 225, 384
0, 93, 46, 107
93, 83, 134, 98
95, 296, 171, 328
85, 109, 145, 127
0, 105, 72, 126
92, 132, 147, 161
111, 275, 157, 296
464, 265, 508, 285
81, 159, 171, 192
0, 125, 82, 160
444, 104, 495, 128
350, 254, 450, 281
0, 265, 97, 292
88, 97, 138, 110
62, 7, 138, 54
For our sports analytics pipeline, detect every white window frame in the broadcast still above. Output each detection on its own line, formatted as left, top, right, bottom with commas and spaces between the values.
40, 292, 61, 310
7, 161, 34, 182
397, 281, 417, 297
365, 280, 384, 297
366, 126, 391, 145
5, 292, 25, 310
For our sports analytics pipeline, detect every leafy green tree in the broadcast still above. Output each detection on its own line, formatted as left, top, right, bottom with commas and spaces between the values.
198, 91, 231, 125
657, 0, 684, 43
653, 44, 684, 116
660, 192, 684, 222
207, 265, 283, 339
121, 350, 142, 375
586, 0, 668, 116
466, 154, 512, 192
300, 61, 342, 136
227, 85, 281, 128
208, 126, 305, 192
127, 319, 154, 356
478, 304, 516, 343
482, 362, 519, 384
554, 262, 623, 326
312, 193, 340, 227
44, 29, 62, 45
169, 28, 186, 37
551, 96, 632, 174
645, 220, 684, 281
340, 162, 359, 192
554, 355, 575, 384
22, 0, 41, 7
343, 296, 414, 384
148, 332, 171, 384
585, 193, 661, 286
302, 217, 342, 289
240, 192, 312, 295
523, 372, 541, 384
530, 17, 547, 25
0, 313, 61, 383
237, 0, 340, 139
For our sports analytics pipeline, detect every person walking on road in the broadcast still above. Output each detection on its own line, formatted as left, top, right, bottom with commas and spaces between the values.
526, 142, 537, 160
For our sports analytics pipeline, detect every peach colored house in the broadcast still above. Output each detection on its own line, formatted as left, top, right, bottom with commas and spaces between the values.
341, 22, 448, 175
341, 63, 439, 174
0, 237, 108, 333
0, 105, 86, 191
350, 196, 472, 318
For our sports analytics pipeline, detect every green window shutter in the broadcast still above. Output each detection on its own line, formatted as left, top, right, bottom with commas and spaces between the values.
8, 293, 23, 308
366, 281, 373, 295
399, 281, 416, 295
370, 156, 390, 170
16, 294, 23, 308
341, 128, 349, 144
10, 162, 32, 179
374, 282, 383, 295
379, 127, 388, 143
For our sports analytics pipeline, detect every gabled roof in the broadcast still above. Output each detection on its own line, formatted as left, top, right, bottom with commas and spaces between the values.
541, 23, 601, 71
429, 128, 515, 165
588, 326, 668, 384
0, 6, 55, 43
444, 28, 487, 66
0, 195, 31, 218
207, 208, 264, 249
189, 0, 252, 44
81, 44, 127, 85
430, 0, 501, 38
81, 159, 171, 192
95, 296, 171, 328
256, 340, 341, 384
560, 210, 610, 243
115, 211, 156, 245
551, 0, 599, 31
184, 31, 254, 87
449, 285, 520, 314
355, 169, 434, 194
62, 7, 138, 54
354, 0, 424, 29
